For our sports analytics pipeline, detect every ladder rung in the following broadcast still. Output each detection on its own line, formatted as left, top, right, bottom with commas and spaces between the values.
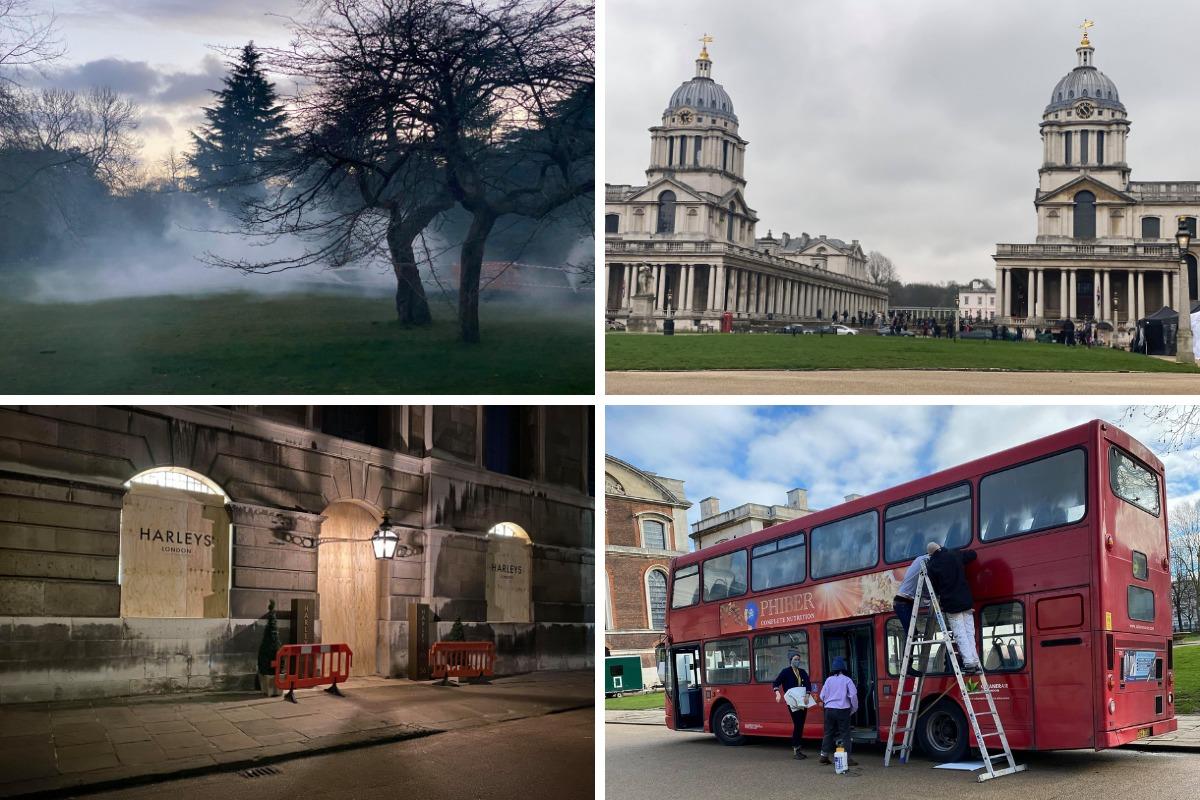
979, 731, 1003, 738
986, 752, 1010, 760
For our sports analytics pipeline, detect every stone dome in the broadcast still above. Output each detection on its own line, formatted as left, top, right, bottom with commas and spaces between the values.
666, 75, 737, 123
1045, 64, 1124, 114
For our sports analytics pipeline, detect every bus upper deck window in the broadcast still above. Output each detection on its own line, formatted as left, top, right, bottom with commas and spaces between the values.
1109, 447, 1161, 516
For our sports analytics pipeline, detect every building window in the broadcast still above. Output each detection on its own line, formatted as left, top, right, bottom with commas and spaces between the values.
605, 214, 619, 234
656, 190, 677, 234
1142, 216, 1161, 239
1073, 191, 1096, 239
319, 407, 389, 448
980, 449, 1087, 540
647, 569, 668, 629
1064, 131, 1072, 165
483, 406, 538, 479
693, 136, 701, 166
1080, 130, 1089, 163
1097, 131, 1105, 165
679, 135, 687, 165
1182, 217, 1198, 237
668, 137, 674, 165
726, 203, 735, 241
641, 517, 667, 549
722, 140, 729, 171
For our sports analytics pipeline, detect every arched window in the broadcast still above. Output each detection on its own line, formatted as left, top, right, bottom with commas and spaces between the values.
1141, 216, 1161, 239
646, 569, 668, 629
120, 467, 231, 619
726, 202, 736, 241
1073, 191, 1096, 239
1188, 254, 1198, 303
641, 517, 667, 549
605, 214, 619, 234
656, 191, 676, 234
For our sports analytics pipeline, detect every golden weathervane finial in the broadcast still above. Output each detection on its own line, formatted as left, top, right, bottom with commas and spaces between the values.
1079, 19, 1094, 47
699, 33, 713, 60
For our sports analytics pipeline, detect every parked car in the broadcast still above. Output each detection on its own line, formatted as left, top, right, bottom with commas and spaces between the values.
878, 327, 915, 337
832, 324, 857, 336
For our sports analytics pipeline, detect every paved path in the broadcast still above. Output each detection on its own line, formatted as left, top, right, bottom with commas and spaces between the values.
0, 671, 591, 798
83, 708, 594, 800
607, 719, 1200, 800
607, 370, 1200, 395
605, 708, 665, 726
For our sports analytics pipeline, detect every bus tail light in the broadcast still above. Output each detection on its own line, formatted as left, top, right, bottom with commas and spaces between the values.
1108, 699, 1116, 715
1106, 634, 1115, 670
1105, 534, 1114, 550
1161, 556, 1169, 570
1107, 674, 1115, 691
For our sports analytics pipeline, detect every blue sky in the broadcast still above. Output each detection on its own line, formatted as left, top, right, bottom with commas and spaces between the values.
606, 405, 1200, 543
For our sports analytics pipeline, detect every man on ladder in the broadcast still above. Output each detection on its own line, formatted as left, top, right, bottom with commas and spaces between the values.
883, 542, 1026, 781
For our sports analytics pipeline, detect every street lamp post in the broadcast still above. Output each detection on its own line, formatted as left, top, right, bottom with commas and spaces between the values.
1177, 217, 1195, 364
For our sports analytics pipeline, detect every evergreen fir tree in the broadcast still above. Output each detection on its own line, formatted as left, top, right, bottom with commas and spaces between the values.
446, 617, 466, 641
257, 598, 282, 677
188, 42, 288, 211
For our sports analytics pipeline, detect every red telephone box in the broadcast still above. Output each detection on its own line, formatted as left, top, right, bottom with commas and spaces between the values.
720, 311, 733, 333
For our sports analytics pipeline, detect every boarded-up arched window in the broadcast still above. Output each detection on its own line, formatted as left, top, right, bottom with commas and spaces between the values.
486, 522, 532, 623
647, 569, 668, 629
1074, 191, 1096, 239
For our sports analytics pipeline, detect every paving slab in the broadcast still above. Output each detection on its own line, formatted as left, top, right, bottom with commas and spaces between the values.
0, 670, 591, 798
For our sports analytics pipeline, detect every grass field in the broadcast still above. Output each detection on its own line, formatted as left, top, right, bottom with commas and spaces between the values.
1177, 643, 1200, 715
605, 692, 665, 711
0, 292, 593, 393
606, 333, 1200, 374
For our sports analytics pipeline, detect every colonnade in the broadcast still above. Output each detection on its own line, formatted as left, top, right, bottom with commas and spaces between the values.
995, 265, 1182, 324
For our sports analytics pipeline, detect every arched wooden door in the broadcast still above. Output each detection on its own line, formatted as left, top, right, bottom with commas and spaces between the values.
317, 503, 380, 676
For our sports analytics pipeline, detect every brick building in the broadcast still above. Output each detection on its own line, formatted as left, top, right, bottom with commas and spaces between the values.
0, 406, 594, 703
604, 455, 689, 688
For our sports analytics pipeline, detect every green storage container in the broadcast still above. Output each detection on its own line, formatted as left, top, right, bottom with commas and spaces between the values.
604, 655, 644, 695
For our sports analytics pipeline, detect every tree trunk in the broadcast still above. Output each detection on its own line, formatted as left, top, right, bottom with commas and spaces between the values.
387, 211, 432, 326
458, 210, 496, 343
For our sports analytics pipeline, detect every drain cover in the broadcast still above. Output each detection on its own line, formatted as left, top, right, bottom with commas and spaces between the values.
239, 766, 281, 779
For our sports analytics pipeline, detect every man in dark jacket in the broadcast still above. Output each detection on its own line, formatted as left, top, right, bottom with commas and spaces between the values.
772, 651, 814, 760
926, 541, 981, 672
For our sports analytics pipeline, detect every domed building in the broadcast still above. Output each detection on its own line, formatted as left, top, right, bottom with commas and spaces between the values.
605, 40, 888, 331
994, 25, 1199, 344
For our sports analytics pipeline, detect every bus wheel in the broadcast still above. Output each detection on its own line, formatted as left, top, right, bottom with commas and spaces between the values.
711, 703, 746, 746
916, 700, 969, 763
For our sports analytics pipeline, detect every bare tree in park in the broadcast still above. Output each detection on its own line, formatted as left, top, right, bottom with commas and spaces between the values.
1171, 500, 1200, 631
1121, 406, 1200, 453
226, 0, 594, 340
866, 250, 898, 286
0, 0, 62, 84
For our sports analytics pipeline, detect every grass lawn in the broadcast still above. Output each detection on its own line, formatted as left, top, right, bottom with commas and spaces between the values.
605, 692, 665, 711
1177, 644, 1200, 715
606, 332, 1200, 374
0, 292, 593, 394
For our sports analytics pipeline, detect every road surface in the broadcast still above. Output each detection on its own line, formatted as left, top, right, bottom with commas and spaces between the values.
606, 370, 1200, 395
606, 721, 1200, 800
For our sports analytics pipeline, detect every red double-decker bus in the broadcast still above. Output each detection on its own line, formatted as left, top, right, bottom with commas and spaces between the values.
657, 420, 1177, 761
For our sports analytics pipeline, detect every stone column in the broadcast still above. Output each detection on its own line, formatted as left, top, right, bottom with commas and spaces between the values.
681, 265, 693, 312
1003, 269, 1011, 318
1137, 270, 1146, 321
1126, 271, 1134, 324
1059, 271, 1067, 319
1069, 270, 1077, 319
1035, 268, 1045, 319
1102, 270, 1111, 321
1026, 270, 1035, 318
1163, 271, 1171, 311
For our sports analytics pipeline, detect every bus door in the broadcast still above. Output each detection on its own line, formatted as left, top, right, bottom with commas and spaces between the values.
821, 622, 878, 740
670, 644, 704, 730
1030, 589, 1094, 749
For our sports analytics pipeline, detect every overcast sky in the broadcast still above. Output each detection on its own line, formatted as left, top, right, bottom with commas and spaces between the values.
36, 1, 297, 166
606, 405, 1200, 545
605, 0, 1200, 284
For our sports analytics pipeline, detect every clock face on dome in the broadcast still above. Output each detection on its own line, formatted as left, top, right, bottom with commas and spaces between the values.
678, 109, 693, 124
1076, 101, 1094, 119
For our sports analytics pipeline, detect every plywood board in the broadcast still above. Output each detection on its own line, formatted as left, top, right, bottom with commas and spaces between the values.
486, 536, 532, 623
317, 503, 379, 676
120, 484, 229, 618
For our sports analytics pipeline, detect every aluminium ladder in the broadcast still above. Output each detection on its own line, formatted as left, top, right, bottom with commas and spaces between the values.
882, 561, 1026, 782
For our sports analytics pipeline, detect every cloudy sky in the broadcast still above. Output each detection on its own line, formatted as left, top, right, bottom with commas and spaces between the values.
606, 405, 1200, 544
34, 1, 297, 166
605, 0, 1200, 284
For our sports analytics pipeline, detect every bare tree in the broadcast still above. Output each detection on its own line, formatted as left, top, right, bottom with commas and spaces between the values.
866, 250, 897, 286
1122, 406, 1200, 453
0, 0, 63, 84
1171, 500, 1200, 631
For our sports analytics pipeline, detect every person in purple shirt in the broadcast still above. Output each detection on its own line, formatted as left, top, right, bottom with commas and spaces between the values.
818, 656, 859, 767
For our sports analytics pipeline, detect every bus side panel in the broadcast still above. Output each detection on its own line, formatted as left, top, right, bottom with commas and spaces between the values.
1030, 588, 1095, 749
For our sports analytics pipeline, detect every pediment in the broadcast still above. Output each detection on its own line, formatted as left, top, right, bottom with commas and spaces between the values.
628, 177, 704, 204
716, 188, 757, 218
1038, 175, 1135, 205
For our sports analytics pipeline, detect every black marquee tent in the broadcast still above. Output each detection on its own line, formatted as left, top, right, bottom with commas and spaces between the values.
1135, 301, 1200, 356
